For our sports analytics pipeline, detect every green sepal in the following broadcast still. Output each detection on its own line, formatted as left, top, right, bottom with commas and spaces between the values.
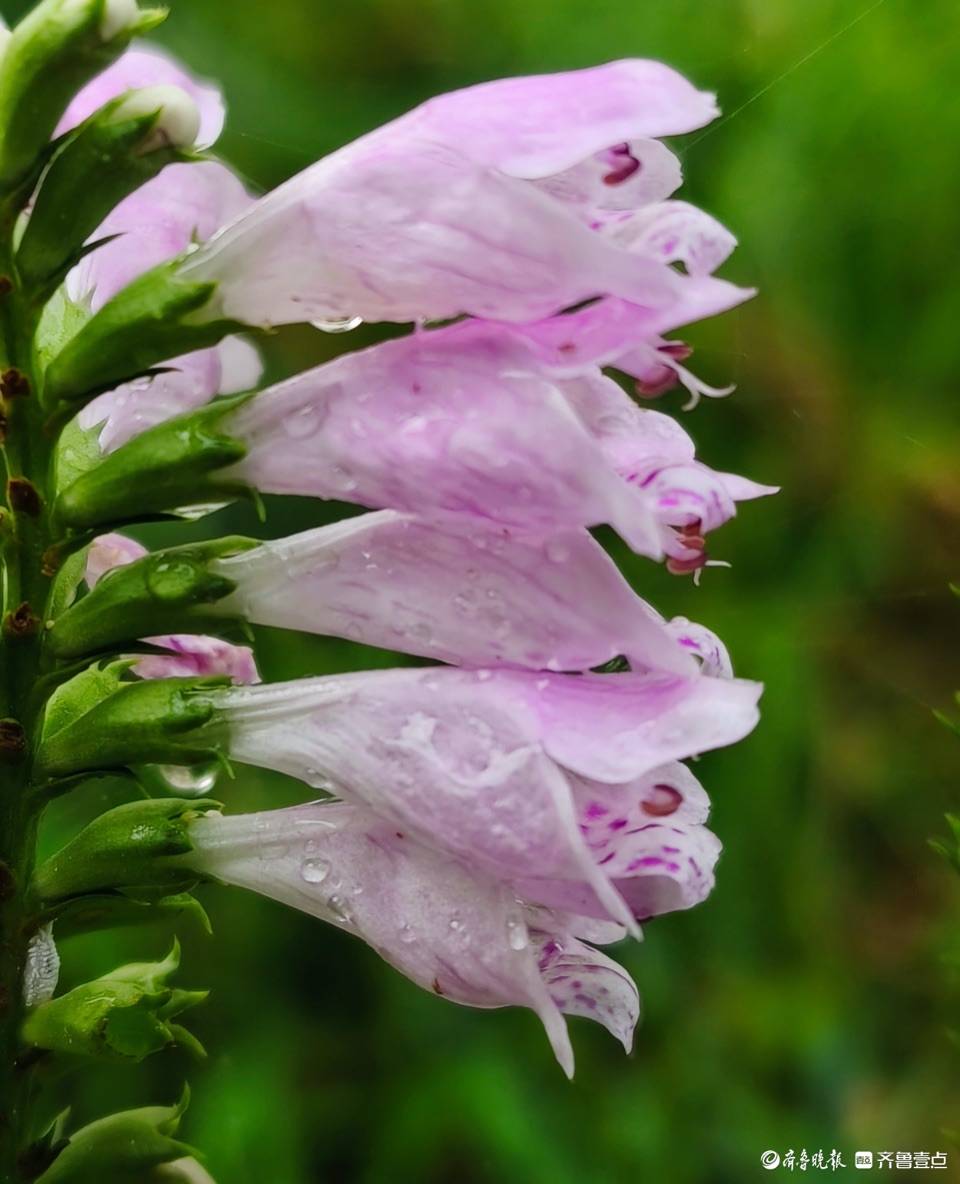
35, 1090, 196, 1183
17, 95, 194, 300
34, 797, 222, 902
43, 259, 245, 409
22, 941, 207, 1063
41, 889, 212, 940
47, 535, 256, 659
54, 394, 253, 530
0, 0, 167, 196
35, 665, 228, 782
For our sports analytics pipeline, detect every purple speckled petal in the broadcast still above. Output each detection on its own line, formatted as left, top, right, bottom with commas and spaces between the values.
208, 669, 640, 932
533, 138, 682, 228
85, 534, 259, 684
515, 764, 719, 922
207, 666, 760, 929
57, 44, 226, 148
211, 510, 695, 675
665, 618, 734, 678
533, 932, 640, 1052
611, 200, 738, 276
187, 801, 579, 1075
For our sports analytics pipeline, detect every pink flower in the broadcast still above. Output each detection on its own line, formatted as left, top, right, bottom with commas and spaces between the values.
86, 534, 259, 683
57, 46, 261, 450
210, 510, 708, 675
176, 60, 750, 327
79, 337, 262, 452
202, 666, 761, 933
185, 799, 642, 1076
57, 44, 226, 149
222, 317, 772, 563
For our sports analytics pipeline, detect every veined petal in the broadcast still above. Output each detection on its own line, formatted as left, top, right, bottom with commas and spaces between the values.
57, 44, 226, 148
79, 337, 262, 453
187, 801, 578, 1074
212, 510, 696, 674
533, 932, 640, 1052
405, 59, 718, 179
69, 160, 252, 311
207, 669, 638, 932
175, 60, 736, 327
224, 327, 662, 557
516, 764, 720, 922
205, 667, 759, 926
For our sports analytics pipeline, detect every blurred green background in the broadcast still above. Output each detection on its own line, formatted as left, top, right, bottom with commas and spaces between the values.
5, 0, 960, 1179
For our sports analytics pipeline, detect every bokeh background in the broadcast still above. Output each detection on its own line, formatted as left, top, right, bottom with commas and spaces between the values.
3, 0, 959, 1179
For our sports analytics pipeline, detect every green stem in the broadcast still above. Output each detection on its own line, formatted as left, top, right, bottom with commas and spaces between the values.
0, 227, 54, 1182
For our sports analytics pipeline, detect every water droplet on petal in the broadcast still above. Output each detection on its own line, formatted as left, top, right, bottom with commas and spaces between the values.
506, 917, 529, 951
312, 315, 364, 333
301, 858, 331, 884
283, 403, 322, 439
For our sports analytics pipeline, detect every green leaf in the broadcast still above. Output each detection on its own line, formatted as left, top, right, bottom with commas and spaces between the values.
22, 942, 207, 1063
35, 1090, 198, 1184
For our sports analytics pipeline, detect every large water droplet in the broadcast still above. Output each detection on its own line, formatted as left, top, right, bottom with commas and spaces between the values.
301, 858, 331, 884
312, 315, 364, 333
506, 917, 529, 951
283, 403, 322, 439
150, 763, 219, 797
399, 923, 416, 944
545, 540, 570, 564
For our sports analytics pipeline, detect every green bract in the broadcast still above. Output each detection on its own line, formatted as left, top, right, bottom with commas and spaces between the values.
35, 664, 227, 781
47, 536, 253, 658
18, 90, 199, 299
34, 797, 221, 900
34, 1092, 197, 1183
23, 941, 207, 1063
43, 261, 243, 408
0, 0, 166, 194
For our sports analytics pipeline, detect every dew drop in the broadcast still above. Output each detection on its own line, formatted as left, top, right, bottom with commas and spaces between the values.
151, 763, 219, 796
301, 858, 330, 884
283, 404, 322, 439
312, 315, 364, 333
506, 918, 529, 951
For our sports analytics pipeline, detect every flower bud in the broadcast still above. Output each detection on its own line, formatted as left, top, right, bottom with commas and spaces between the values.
31, 1092, 197, 1184
22, 941, 206, 1063
112, 84, 201, 152
0, 0, 166, 192
18, 85, 199, 297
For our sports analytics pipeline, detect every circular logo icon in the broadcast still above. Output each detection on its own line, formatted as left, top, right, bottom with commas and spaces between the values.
761, 1151, 781, 1170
